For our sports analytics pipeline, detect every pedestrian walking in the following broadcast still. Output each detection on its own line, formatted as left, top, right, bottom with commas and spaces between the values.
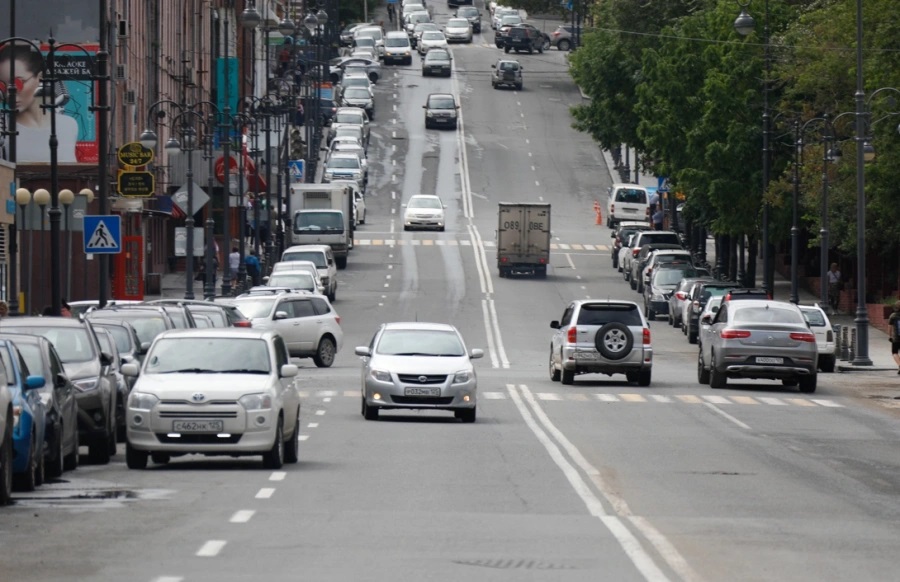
387, 2, 395, 23
245, 250, 262, 286
826, 263, 842, 313
888, 301, 900, 374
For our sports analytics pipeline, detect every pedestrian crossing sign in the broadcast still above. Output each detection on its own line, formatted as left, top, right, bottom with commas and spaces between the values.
83, 215, 122, 254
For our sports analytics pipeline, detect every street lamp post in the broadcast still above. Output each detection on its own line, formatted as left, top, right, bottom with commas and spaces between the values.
203, 125, 217, 300
58, 188, 74, 301
789, 119, 801, 304
851, 0, 871, 365
33, 188, 50, 307
734, 0, 773, 295
14, 188, 31, 314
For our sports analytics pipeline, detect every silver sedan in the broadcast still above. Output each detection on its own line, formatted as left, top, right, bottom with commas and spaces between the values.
355, 322, 483, 422
697, 299, 818, 392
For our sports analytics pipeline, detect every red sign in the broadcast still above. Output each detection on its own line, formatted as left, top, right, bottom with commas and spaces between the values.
215, 154, 267, 192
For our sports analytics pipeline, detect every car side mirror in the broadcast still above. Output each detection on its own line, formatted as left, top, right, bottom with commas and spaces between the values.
25, 375, 46, 390
121, 363, 140, 377
280, 364, 299, 378
491, 64, 496, 68
712, 306, 720, 313
469, 348, 484, 359
274, 311, 289, 320
355, 346, 371, 357
520, 67, 524, 71
550, 320, 560, 329
422, 105, 427, 108
140, 341, 151, 353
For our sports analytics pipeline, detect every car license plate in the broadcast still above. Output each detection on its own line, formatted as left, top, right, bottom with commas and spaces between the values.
404, 386, 440, 397
756, 357, 783, 365
173, 420, 224, 432
575, 352, 597, 359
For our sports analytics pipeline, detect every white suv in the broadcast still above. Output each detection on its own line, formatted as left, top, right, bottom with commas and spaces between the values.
549, 300, 653, 386
233, 291, 343, 367
799, 304, 837, 373
282, 245, 338, 301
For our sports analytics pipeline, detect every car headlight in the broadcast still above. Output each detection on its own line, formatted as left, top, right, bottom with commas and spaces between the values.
370, 369, 392, 382
129, 391, 159, 410
426, 111, 435, 117
239, 393, 273, 411
453, 371, 471, 384
73, 377, 99, 392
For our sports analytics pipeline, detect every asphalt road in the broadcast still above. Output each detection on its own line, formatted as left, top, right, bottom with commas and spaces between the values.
2, 5, 900, 581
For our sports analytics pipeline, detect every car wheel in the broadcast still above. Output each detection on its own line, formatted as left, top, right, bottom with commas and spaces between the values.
667, 312, 673, 326
335, 256, 348, 269
126, 443, 148, 469
362, 397, 379, 420
0, 422, 12, 506
46, 425, 65, 479
623, 268, 630, 282
504, 47, 510, 53
89, 433, 111, 465
629, 275, 637, 290
108, 423, 117, 456
637, 369, 652, 387
515, 83, 522, 90
12, 432, 38, 492
557, 39, 571, 51
368, 72, 379, 83
455, 408, 476, 423
595, 322, 634, 360
646, 303, 655, 321
63, 429, 79, 472
798, 375, 817, 393
151, 452, 171, 465
313, 337, 337, 368
262, 417, 285, 470
819, 354, 836, 373
561, 368, 575, 385
492, 81, 497, 89
709, 356, 727, 389
697, 352, 710, 384
549, 350, 561, 382
284, 406, 300, 464
33, 442, 45, 487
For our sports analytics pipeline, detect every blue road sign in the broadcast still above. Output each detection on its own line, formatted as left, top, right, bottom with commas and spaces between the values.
83, 215, 122, 255
289, 160, 305, 184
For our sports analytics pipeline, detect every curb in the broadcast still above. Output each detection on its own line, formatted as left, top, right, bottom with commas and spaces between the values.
837, 364, 898, 373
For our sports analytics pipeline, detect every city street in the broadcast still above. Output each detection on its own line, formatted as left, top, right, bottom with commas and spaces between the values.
2, 5, 899, 582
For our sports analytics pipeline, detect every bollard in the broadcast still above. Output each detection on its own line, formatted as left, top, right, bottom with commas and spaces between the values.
849, 327, 857, 362
840, 325, 850, 361
833, 325, 842, 360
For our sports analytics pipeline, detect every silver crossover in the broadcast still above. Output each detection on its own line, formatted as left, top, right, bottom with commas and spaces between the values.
355, 322, 483, 422
698, 299, 818, 392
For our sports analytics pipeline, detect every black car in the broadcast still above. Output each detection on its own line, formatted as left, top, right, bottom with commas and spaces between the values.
504, 25, 545, 54
685, 281, 741, 344
611, 222, 654, 269
643, 266, 701, 321
423, 93, 459, 129
630, 243, 684, 291
422, 48, 452, 77
455, 6, 481, 32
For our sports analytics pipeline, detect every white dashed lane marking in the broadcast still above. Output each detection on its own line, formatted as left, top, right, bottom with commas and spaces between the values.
255, 488, 275, 499
196, 541, 227, 557
229, 510, 255, 523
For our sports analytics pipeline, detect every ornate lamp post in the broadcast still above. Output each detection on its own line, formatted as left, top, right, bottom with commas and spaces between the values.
33, 188, 50, 306
14, 188, 31, 314
58, 188, 74, 301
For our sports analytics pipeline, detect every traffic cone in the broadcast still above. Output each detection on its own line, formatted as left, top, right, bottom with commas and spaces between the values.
595, 201, 603, 225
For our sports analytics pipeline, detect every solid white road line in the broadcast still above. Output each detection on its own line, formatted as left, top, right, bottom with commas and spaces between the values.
517, 384, 702, 582
703, 403, 752, 430
229, 510, 256, 523
506, 385, 672, 582
269, 471, 286, 481
151, 577, 184, 582
480, 300, 499, 368
255, 488, 275, 499
196, 540, 227, 557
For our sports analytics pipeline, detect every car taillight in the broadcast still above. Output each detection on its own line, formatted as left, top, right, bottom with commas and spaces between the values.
642, 328, 651, 345
234, 321, 252, 328
790, 332, 816, 342
567, 326, 577, 344
335, 315, 342, 325
499, 256, 508, 263
826, 330, 834, 342
610, 203, 615, 215
675, 291, 687, 300
720, 329, 751, 339
552, 31, 561, 38
633, 248, 640, 257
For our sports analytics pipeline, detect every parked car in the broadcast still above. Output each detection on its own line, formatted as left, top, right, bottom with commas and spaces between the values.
0, 318, 117, 464
355, 322, 482, 422
696, 296, 724, 350
264, 270, 321, 294
799, 304, 837, 373
421, 47, 452, 77
123, 328, 301, 470
639, 249, 694, 293
330, 107, 371, 147
403, 194, 446, 231
643, 265, 701, 321
87, 305, 178, 347
622, 230, 682, 282
611, 221, 654, 270
0, 369, 13, 505
607, 183, 651, 228
1, 334, 79, 478
94, 328, 130, 442
67, 299, 141, 317
629, 243, 684, 291
323, 151, 367, 186
503, 24, 544, 53
550, 24, 572, 50
491, 59, 522, 90
270, 260, 327, 295
698, 299, 818, 392
143, 299, 251, 328
549, 300, 652, 386
232, 291, 343, 366
0, 339, 47, 490
281, 245, 338, 301
683, 281, 742, 344
328, 56, 381, 84
340, 87, 375, 120
423, 92, 459, 129
668, 277, 714, 328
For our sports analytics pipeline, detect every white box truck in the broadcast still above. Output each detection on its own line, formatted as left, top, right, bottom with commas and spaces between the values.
497, 202, 551, 278
290, 183, 354, 269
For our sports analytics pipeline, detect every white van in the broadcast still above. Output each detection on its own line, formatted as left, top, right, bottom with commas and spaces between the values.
606, 183, 650, 228
383, 30, 413, 65
281, 245, 338, 301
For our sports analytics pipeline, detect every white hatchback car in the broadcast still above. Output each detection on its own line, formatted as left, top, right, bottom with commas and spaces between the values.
122, 328, 301, 470
799, 304, 836, 372
403, 194, 446, 231
418, 30, 448, 55
232, 291, 343, 366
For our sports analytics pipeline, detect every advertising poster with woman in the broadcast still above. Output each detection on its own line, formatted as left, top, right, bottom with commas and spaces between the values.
0, 41, 99, 164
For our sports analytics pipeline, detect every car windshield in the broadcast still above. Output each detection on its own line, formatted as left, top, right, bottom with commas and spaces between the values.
144, 338, 271, 374
2, 326, 95, 363
425, 51, 450, 62
91, 313, 168, 345
615, 189, 648, 203
410, 13, 430, 24
343, 88, 370, 100
355, 37, 375, 47
458, 7, 478, 16
654, 269, 697, 286
295, 211, 344, 231
427, 97, 455, 109
576, 304, 643, 327
638, 233, 680, 246
267, 273, 316, 291
801, 309, 827, 326
422, 31, 444, 40
282, 251, 327, 267
234, 298, 277, 319
334, 127, 362, 140
501, 15, 521, 24
385, 37, 410, 47
447, 19, 469, 27
335, 111, 364, 124
376, 329, 465, 356
328, 157, 360, 169
94, 324, 133, 353
15, 343, 43, 379
409, 197, 442, 209
732, 306, 805, 325
415, 23, 437, 33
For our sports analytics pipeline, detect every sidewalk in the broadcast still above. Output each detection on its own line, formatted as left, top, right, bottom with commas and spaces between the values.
599, 145, 898, 373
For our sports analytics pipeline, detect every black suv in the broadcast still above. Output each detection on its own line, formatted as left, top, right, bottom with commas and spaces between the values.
685, 281, 741, 344
504, 25, 544, 54
455, 6, 481, 32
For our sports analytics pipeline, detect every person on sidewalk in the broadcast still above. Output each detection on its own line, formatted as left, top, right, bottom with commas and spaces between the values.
245, 250, 262, 287
827, 263, 842, 313
888, 301, 900, 374
652, 207, 664, 230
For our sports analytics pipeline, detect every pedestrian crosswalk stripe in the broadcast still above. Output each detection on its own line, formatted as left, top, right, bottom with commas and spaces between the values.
730, 396, 759, 405
352, 238, 609, 251
620, 394, 646, 403
677, 395, 703, 404
596, 394, 620, 402
811, 399, 842, 407
703, 395, 731, 405
651, 395, 673, 403
483, 391, 506, 399
758, 397, 787, 406
786, 398, 816, 407
557, 243, 571, 250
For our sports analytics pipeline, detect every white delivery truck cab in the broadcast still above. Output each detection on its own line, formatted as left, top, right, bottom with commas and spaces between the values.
290, 183, 354, 269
